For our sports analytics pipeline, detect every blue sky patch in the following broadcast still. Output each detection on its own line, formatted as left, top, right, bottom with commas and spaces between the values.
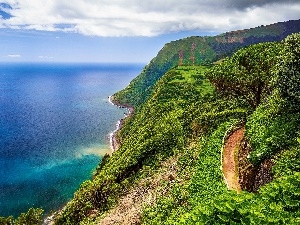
0, 3, 12, 19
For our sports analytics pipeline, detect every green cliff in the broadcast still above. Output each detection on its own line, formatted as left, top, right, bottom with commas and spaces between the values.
114, 19, 300, 108
53, 30, 300, 224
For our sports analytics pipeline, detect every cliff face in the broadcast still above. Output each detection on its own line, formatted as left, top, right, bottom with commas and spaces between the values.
114, 19, 300, 108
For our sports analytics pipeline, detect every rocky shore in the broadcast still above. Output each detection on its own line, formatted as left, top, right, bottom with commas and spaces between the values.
108, 95, 134, 153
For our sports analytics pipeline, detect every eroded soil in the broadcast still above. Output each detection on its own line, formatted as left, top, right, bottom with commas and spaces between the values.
223, 128, 245, 192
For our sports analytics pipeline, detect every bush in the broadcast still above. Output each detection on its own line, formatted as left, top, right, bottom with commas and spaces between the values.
273, 141, 300, 177
246, 99, 300, 165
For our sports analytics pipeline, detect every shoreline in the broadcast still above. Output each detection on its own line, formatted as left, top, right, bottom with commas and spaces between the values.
43, 95, 132, 224
108, 95, 134, 153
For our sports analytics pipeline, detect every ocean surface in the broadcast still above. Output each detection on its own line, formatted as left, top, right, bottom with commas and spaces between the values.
0, 63, 143, 217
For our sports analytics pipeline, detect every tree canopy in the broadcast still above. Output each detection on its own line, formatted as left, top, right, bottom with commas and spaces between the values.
206, 42, 282, 109
276, 33, 300, 110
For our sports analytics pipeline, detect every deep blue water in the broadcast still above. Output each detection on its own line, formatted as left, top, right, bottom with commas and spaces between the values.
0, 63, 143, 217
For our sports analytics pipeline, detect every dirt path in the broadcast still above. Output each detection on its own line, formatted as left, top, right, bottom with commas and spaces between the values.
222, 127, 245, 192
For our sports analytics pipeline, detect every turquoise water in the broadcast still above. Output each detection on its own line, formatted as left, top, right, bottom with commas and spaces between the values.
0, 63, 143, 217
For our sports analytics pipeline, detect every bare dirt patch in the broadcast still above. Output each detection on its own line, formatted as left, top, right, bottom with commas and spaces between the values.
222, 127, 245, 192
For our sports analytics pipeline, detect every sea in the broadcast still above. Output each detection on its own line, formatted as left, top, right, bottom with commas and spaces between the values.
0, 62, 143, 218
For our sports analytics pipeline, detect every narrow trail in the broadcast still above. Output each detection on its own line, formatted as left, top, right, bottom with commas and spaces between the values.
222, 127, 245, 192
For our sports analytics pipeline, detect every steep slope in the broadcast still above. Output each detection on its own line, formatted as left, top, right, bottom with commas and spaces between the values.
53, 66, 216, 224
49, 33, 300, 225
114, 19, 300, 107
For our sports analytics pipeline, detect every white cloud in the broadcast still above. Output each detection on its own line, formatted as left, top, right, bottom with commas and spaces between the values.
7, 54, 21, 57
0, 0, 299, 36
38, 55, 54, 59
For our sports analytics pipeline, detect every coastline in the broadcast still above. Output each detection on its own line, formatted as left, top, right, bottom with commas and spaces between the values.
108, 95, 134, 153
43, 96, 134, 225
43, 96, 133, 225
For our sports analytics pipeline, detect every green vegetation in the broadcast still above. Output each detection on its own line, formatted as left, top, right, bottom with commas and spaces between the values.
51, 32, 300, 224
113, 36, 216, 107
245, 33, 300, 164
273, 142, 300, 177
54, 65, 214, 224
276, 33, 300, 111
206, 42, 282, 109
141, 34, 300, 225
114, 20, 300, 108
0, 208, 43, 225
246, 98, 300, 165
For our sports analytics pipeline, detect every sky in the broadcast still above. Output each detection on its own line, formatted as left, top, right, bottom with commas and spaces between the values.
0, 0, 299, 63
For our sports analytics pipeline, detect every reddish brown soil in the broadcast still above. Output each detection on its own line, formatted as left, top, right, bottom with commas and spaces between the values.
238, 139, 274, 192
223, 128, 245, 192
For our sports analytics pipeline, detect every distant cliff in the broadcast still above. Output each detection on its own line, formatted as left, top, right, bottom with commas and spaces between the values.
114, 19, 300, 107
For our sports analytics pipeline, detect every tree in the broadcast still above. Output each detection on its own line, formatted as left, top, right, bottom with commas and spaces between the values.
14, 208, 44, 225
0, 208, 43, 225
206, 42, 282, 109
276, 33, 300, 110
0, 216, 13, 225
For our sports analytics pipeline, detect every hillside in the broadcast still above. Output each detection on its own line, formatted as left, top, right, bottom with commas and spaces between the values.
113, 19, 300, 108
40, 32, 299, 224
